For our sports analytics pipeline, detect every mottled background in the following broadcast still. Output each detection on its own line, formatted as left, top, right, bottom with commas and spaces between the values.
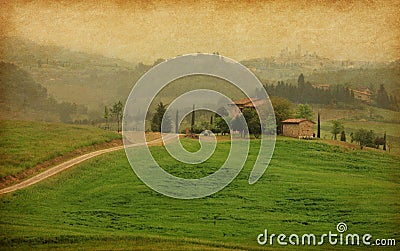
1, 0, 399, 63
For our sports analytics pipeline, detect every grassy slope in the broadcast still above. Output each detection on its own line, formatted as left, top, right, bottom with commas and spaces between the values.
309, 104, 400, 155
0, 138, 398, 250
319, 120, 400, 155
313, 104, 400, 123
0, 120, 121, 178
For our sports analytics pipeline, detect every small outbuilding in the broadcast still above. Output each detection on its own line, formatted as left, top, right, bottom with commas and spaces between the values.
282, 118, 315, 139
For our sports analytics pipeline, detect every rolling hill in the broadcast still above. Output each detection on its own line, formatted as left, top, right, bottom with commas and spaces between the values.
0, 37, 140, 110
0, 136, 398, 250
1, 36, 399, 122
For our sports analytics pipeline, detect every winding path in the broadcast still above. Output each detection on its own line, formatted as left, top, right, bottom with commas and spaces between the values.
0, 134, 178, 195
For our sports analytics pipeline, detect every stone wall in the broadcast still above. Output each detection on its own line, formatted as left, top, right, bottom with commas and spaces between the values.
282, 123, 299, 137
282, 121, 314, 138
298, 121, 315, 137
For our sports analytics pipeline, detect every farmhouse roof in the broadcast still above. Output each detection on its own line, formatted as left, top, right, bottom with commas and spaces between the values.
350, 89, 372, 96
312, 84, 329, 88
230, 97, 261, 106
282, 118, 316, 124
358, 86, 372, 93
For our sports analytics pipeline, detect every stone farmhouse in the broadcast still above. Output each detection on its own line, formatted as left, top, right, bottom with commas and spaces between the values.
350, 87, 373, 104
282, 118, 315, 138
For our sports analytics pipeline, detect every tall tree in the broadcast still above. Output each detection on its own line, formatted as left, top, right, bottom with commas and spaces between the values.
352, 129, 375, 149
270, 96, 292, 134
151, 102, 171, 132
331, 120, 344, 140
340, 130, 346, 142
376, 84, 390, 109
298, 73, 305, 89
383, 132, 387, 151
242, 108, 261, 138
191, 104, 195, 133
231, 115, 246, 138
295, 104, 313, 121
104, 105, 109, 130
175, 110, 179, 133
111, 101, 123, 133
214, 116, 230, 135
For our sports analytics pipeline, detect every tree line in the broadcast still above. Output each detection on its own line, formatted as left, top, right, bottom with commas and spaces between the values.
0, 61, 91, 123
149, 101, 389, 152
150, 102, 230, 136
262, 74, 354, 105
149, 99, 315, 138
262, 73, 398, 111
330, 120, 387, 150
103, 101, 123, 132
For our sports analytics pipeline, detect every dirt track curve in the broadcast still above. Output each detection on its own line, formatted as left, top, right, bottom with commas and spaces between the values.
0, 134, 177, 195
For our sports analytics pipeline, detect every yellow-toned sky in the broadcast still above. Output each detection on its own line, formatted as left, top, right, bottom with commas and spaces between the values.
2, 0, 400, 63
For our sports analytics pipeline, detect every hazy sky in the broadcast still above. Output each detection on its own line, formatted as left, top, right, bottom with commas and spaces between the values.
2, 0, 400, 63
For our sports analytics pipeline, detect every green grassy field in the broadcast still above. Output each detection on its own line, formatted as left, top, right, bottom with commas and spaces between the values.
312, 103, 400, 123
1, 137, 398, 250
319, 120, 400, 155
311, 104, 400, 147
0, 121, 121, 178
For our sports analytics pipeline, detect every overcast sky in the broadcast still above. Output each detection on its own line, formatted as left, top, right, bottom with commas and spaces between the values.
2, 0, 400, 63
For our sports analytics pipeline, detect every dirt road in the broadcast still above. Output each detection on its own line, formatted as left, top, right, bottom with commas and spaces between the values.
0, 134, 179, 195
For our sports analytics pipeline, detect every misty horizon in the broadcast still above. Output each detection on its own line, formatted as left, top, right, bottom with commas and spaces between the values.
2, 1, 399, 64
2, 35, 399, 66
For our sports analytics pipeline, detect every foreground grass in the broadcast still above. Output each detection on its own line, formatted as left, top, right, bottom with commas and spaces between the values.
0, 137, 399, 250
0, 120, 121, 178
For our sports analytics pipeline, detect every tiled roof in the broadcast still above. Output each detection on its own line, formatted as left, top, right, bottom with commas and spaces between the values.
282, 118, 315, 124
351, 89, 372, 96
231, 97, 261, 105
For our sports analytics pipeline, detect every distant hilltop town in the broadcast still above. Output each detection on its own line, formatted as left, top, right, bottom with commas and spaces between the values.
275, 44, 380, 68
203, 45, 394, 76
278, 44, 318, 60
240, 45, 398, 82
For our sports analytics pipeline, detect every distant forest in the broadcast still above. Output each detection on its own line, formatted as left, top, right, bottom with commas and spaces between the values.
0, 62, 88, 123
1, 36, 399, 125
262, 74, 399, 111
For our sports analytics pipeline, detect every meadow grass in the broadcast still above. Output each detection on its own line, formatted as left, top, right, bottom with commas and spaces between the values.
310, 104, 400, 154
319, 120, 400, 155
0, 120, 121, 178
311, 104, 400, 123
0, 137, 398, 250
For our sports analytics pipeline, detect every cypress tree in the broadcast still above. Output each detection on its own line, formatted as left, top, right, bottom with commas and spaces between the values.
191, 104, 195, 133
298, 73, 305, 88
340, 131, 346, 142
376, 84, 390, 109
175, 110, 179, 133
383, 132, 387, 151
